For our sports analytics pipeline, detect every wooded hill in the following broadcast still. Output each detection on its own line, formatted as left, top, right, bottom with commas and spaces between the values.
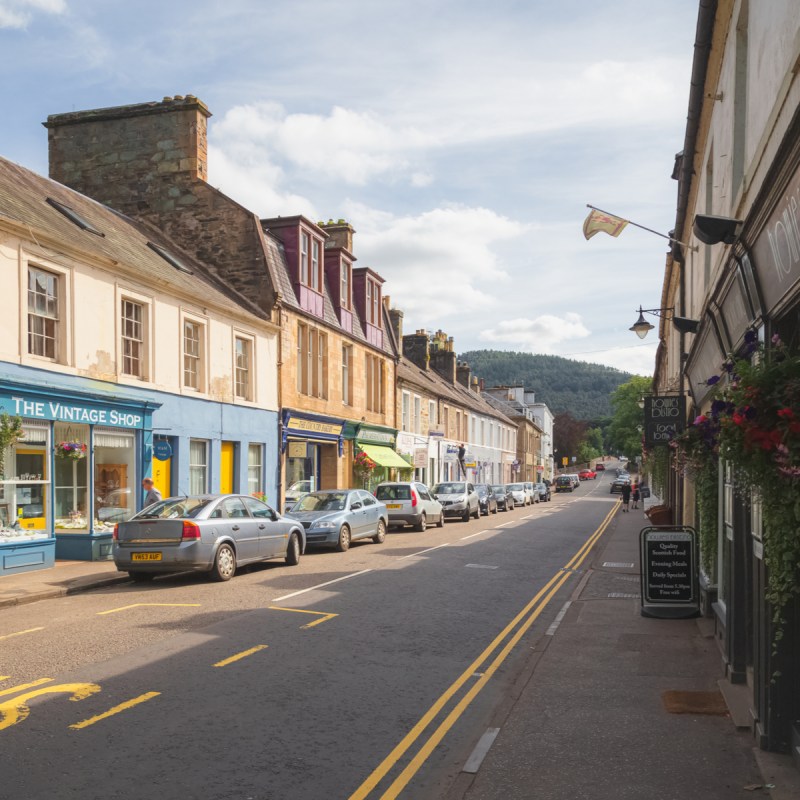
460, 350, 633, 420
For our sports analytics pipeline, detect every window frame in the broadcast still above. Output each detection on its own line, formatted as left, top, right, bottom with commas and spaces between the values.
181, 312, 207, 393
234, 332, 255, 402
189, 439, 209, 494
247, 443, 263, 496
297, 321, 328, 399
342, 343, 353, 405
341, 261, 351, 309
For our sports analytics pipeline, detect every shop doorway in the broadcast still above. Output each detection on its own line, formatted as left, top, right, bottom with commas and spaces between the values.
152, 455, 171, 501
220, 441, 235, 494
286, 441, 319, 493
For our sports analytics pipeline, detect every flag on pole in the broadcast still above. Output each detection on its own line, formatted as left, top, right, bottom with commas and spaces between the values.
582, 208, 629, 240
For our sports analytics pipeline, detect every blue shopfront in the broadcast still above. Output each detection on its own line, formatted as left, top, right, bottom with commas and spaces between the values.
0, 382, 158, 570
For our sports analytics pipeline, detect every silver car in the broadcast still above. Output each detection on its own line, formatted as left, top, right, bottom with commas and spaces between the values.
375, 482, 445, 531
284, 489, 387, 551
506, 483, 529, 506
522, 481, 538, 504
113, 494, 306, 582
432, 481, 480, 521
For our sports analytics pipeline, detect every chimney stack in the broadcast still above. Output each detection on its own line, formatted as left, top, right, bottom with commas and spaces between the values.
387, 305, 404, 350
403, 329, 430, 370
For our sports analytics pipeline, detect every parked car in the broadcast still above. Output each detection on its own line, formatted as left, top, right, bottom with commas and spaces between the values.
475, 484, 498, 515
432, 482, 480, 521
555, 475, 574, 493
569, 473, 581, 488
533, 482, 551, 502
610, 479, 631, 494
284, 479, 313, 511
595, 463, 606, 471
375, 482, 444, 531
113, 494, 306, 582
285, 489, 387, 551
491, 484, 515, 511
523, 481, 537, 504
506, 483, 529, 506
578, 469, 596, 481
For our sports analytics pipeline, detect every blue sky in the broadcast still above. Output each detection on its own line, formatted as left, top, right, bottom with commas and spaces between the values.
1, 0, 700, 375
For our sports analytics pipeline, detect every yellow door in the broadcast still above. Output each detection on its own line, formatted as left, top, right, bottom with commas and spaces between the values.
220, 442, 234, 494
152, 457, 171, 501
15, 448, 47, 530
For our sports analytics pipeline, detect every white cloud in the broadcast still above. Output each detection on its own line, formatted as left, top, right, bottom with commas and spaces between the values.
0, 0, 65, 28
480, 313, 591, 352
564, 343, 658, 376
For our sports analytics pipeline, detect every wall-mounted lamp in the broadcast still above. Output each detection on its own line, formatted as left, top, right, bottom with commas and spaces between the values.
637, 396, 646, 409
629, 306, 701, 339
692, 214, 742, 245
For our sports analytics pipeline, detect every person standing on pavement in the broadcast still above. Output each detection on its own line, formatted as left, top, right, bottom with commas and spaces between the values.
620, 482, 632, 512
632, 483, 641, 510
142, 477, 162, 508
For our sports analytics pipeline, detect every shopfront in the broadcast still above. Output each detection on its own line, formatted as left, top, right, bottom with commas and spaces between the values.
281, 410, 345, 499
0, 383, 156, 570
349, 423, 411, 491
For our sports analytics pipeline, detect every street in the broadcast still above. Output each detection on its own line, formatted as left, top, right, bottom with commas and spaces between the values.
1, 477, 616, 800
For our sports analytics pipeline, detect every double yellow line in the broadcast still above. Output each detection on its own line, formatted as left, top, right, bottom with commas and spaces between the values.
349, 502, 619, 800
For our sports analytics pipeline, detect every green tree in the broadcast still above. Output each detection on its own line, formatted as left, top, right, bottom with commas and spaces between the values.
578, 427, 604, 465
607, 376, 652, 462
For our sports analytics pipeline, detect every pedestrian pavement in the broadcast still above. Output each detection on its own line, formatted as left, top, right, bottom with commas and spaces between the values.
445, 494, 800, 800
2, 500, 799, 799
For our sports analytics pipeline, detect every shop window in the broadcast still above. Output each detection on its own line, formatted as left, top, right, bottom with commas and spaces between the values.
94, 427, 135, 532
54, 423, 89, 532
189, 439, 208, 494
247, 444, 263, 496
235, 335, 253, 400
27, 266, 60, 360
121, 298, 146, 379
183, 318, 206, 391
0, 423, 49, 537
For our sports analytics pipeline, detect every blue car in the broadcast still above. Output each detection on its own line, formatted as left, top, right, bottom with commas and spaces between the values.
285, 489, 388, 551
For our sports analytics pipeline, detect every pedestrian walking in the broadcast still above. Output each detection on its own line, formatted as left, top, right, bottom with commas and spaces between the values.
142, 477, 162, 508
632, 483, 641, 510
620, 482, 632, 512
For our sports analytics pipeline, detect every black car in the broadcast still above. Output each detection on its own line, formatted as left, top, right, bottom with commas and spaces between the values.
533, 482, 551, 502
610, 479, 631, 494
491, 484, 514, 512
475, 484, 498, 515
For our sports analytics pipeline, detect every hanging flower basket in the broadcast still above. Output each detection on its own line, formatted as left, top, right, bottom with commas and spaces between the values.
55, 441, 87, 461
353, 450, 377, 487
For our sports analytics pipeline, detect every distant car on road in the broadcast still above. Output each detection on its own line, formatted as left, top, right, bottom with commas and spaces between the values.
375, 482, 444, 531
610, 479, 631, 494
432, 482, 480, 521
594, 463, 606, 471
491, 484, 515, 511
533, 482, 551, 502
475, 484, 498, 515
285, 489, 387, 551
555, 476, 574, 493
579, 469, 596, 481
113, 494, 306, 582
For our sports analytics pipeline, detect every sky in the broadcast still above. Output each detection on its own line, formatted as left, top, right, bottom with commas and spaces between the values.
0, 0, 700, 376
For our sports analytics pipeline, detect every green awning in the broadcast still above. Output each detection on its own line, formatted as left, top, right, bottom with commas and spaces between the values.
359, 444, 413, 469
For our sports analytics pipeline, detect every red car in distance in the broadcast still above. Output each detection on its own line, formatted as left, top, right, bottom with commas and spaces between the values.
578, 468, 596, 480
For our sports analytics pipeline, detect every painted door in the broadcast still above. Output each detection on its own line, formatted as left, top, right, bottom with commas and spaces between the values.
220, 442, 235, 494
152, 457, 171, 502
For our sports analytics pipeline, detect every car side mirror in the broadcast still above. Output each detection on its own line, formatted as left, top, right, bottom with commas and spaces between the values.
351, 501, 362, 510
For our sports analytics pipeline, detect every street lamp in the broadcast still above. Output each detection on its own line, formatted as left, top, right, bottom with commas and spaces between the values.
629, 306, 700, 339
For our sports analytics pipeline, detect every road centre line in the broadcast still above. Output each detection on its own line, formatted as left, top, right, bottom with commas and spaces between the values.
213, 645, 269, 668
69, 692, 161, 730
0, 627, 45, 641
397, 543, 450, 561
97, 603, 201, 616
272, 569, 373, 602
348, 502, 618, 800
460, 529, 490, 541
269, 607, 338, 628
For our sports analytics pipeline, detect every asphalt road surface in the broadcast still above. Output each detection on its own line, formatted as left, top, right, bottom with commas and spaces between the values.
0, 472, 618, 800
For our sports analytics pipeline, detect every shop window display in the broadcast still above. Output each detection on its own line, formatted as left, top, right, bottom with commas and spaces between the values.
54, 422, 89, 532
94, 428, 136, 531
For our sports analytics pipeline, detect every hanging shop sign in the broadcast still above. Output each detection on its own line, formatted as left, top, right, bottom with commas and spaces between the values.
643, 395, 686, 447
640, 526, 699, 619
153, 440, 172, 461
356, 427, 396, 446
0, 390, 146, 429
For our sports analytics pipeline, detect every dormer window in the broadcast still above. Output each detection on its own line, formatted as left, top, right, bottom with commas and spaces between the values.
341, 261, 351, 310
366, 278, 381, 327
311, 240, 320, 291
301, 233, 309, 284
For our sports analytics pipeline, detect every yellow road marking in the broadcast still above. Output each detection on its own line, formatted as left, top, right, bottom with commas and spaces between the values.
97, 603, 201, 616
349, 503, 617, 799
0, 682, 100, 731
213, 645, 269, 667
0, 678, 54, 697
0, 626, 45, 641
70, 692, 160, 730
269, 606, 339, 629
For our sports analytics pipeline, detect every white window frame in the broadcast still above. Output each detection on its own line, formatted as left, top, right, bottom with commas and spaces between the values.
116, 286, 153, 382
22, 255, 73, 367
311, 239, 320, 291
402, 391, 411, 431
341, 261, 351, 309
300, 232, 310, 285
429, 400, 437, 427
248, 443, 263, 496
189, 439, 208, 494
181, 311, 207, 393
413, 395, 421, 435
234, 332, 255, 401
342, 343, 352, 405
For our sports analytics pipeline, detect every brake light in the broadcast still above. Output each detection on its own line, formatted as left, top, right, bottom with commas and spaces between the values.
411, 489, 418, 507
113, 524, 119, 541
181, 520, 201, 540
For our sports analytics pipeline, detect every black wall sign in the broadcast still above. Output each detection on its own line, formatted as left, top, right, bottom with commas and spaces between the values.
640, 526, 699, 619
644, 395, 686, 447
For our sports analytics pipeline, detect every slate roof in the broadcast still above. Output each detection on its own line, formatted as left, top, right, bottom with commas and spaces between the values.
0, 156, 270, 322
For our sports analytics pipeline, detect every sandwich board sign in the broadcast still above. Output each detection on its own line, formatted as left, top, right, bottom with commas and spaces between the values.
639, 526, 699, 619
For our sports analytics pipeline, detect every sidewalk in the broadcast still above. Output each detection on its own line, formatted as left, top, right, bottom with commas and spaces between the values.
446, 495, 800, 800
0, 558, 127, 609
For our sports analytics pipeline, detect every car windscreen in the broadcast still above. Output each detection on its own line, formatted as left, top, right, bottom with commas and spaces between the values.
434, 483, 465, 494
375, 485, 411, 501
293, 492, 347, 512
556, 477, 571, 484
134, 497, 213, 519
491, 486, 505, 493
474, 485, 490, 495
507, 484, 524, 490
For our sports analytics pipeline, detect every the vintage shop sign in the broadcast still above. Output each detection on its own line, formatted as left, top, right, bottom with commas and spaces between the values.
644, 395, 686, 447
286, 416, 343, 436
2, 394, 143, 429
752, 162, 800, 313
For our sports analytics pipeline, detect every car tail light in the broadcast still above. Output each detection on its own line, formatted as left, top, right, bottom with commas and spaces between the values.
112, 524, 119, 541
410, 489, 418, 507
182, 521, 201, 540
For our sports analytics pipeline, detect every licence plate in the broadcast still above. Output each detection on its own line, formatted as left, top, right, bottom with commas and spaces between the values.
132, 552, 162, 561
386, 504, 402, 509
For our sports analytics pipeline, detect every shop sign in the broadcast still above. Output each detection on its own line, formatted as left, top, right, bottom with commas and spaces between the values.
286, 417, 343, 436
153, 440, 172, 461
640, 526, 699, 619
1, 392, 144, 429
413, 448, 427, 468
357, 427, 395, 445
287, 441, 308, 459
644, 395, 686, 447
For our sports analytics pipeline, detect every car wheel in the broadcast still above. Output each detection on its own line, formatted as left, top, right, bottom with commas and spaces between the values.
211, 543, 236, 582
128, 571, 154, 583
473, 505, 480, 519
492, 505, 498, 514
337, 524, 352, 552
285, 532, 301, 566
462, 507, 470, 522
415, 513, 427, 532
510, 499, 515, 510
373, 519, 386, 544
437, 512, 445, 528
